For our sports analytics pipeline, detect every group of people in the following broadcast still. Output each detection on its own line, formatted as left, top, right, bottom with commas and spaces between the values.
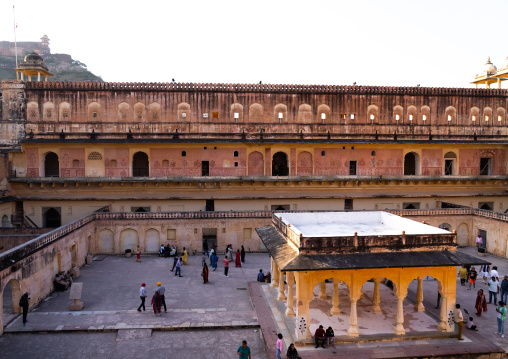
257, 269, 271, 283
313, 325, 335, 348
456, 263, 508, 339
137, 282, 168, 316
158, 244, 177, 257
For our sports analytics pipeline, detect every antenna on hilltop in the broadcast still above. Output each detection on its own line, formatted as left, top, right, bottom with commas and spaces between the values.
13, 5, 18, 69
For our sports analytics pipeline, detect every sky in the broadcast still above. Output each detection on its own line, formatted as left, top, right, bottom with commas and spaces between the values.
1, 0, 507, 88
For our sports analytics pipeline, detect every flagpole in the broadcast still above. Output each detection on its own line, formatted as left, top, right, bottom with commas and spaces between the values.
13, 5, 18, 69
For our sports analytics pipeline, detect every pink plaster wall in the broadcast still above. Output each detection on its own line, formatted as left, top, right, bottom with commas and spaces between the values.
26, 148, 39, 177
422, 149, 442, 176
61, 148, 85, 177
105, 148, 129, 177
248, 151, 264, 176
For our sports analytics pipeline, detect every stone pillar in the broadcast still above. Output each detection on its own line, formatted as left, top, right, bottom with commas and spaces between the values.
347, 296, 359, 337
295, 272, 311, 340
394, 294, 406, 335
372, 277, 382, 313
286, 272, 295, 317
438, 293, 448, 331
278, 271, 287, 301
414, 277, 425, 312
271, 258, 279, 287
319, 281, 327, 299
330, 278, 340, 315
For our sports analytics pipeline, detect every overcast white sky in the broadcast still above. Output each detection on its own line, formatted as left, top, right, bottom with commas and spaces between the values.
1, 0, 507, 87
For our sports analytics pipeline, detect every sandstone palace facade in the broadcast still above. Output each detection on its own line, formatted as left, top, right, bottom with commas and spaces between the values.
1, 72, 508, 254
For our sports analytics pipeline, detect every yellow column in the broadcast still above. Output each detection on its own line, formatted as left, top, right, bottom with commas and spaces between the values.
330, 278, 340, 315
278, 271, 287, 301
438, 268, 457, 333
286, 272, 295, 317
347, 296, 359, 336
319, 281, 327, 299
393, 277, 407, 335
414, 277, 425, 312
295, 272, 311, 340
372, 277, 382, 313
271, 258, 279, 288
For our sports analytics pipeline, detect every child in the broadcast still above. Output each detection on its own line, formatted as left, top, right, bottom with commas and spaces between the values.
276, 333, 283, 359
466, 316, 478, 331
469, 266, 477, 290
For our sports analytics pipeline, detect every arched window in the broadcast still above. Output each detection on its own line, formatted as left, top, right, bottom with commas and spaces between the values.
444, 152, 457, 176
234, 151, 239, 157
44, 152, 59, 177
132, 152, 149, 177
43, 207, 61, 228
272, 152, 289, 176
1, 215, 10, 228
181, 151, 186, 157
404, 152, 420, 175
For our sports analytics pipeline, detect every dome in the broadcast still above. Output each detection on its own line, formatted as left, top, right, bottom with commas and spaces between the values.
18, 52, 49, 72
481, 57, 497, 76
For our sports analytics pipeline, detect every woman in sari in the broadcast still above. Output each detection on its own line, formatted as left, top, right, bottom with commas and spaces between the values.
235, 249, 242, 267
202, 262, 209, 284
151, 291, 161, 316
181, 247, 188, 264
240, 245, 246, 263
475, 289, 487, 316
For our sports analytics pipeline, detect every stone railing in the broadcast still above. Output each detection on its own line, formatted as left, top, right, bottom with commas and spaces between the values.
387, 208, 508, 223
0, 206, 109, 271
94, 210, 273, 220
24, 81, 508, 97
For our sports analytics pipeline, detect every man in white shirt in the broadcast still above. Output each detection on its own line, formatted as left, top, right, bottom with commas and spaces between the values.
491, 266, 499, 280
453, 303, 464, 341
137, 283, 147, 312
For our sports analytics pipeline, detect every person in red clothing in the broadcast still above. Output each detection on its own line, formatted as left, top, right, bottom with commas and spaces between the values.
314, 325, 326, 348
224, 255, 230, 277
235, 249, 242, 267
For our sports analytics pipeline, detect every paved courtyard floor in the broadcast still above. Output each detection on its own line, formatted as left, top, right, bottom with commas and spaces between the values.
1, 247, 507, 358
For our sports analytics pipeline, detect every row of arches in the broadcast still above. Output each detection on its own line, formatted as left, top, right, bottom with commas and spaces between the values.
37, 149, 496, 178
27, 100, 508, 125
97, 228, 162, 253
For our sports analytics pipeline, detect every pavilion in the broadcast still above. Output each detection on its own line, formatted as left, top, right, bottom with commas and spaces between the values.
256, 211, 490, 341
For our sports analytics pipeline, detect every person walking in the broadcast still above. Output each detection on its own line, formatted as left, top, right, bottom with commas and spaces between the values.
488, 276, 500, 304
224, 255, 230, 277
481, 265, 490, 284
237, 340, 251, 359
469, 267, 478, 290
181, 247, 188, 264
175, 257, 183, 277
19, 291, 30, 326
202, 262, 209, 284
454, 303, 464, 341
210, 252, 218, 271
458, 265, 468, 286
475, 289, 487, 316
137, 283, 147, 312
240, 245, 246, 263
156, 282, 167, 313
136, 245, 141, 262
235, 249, 242, 267
151, 291, 161, 316
170, 255, 178, 272
496, 301, 506, 338
276, 333, 283, 359
501, 276, 508, 304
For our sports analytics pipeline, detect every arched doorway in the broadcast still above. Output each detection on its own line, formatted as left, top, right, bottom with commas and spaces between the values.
120, 229, 139, 253
272, 152, 289, 176
44, 152, 59, 177
145, 229, 160, 252
43, 208, 61, 228
2, 279, 21, 325
132, 152, 149, 177
97, 229, 114, 253
1, 215, 10, 228
404, 152, 420, 175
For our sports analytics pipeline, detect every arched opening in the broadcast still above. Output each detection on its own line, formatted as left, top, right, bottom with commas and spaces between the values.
272, 152, 289, 176
2, 215, 11, 228
457, 223, 469, 246
71, 243, 78, 267
97, 229, 114, 253
406, 275, 445, 332
132, 152, 149, 177
480, 203, 493, 211
438, 223, 452, 231
44, 152, 59, 177
43, 207, 61, 228
120, 229, 139, 253
145, 229, 160, 252
404, 152, 420, 175
248, 151, 264, 176
2, 279, 21, 325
